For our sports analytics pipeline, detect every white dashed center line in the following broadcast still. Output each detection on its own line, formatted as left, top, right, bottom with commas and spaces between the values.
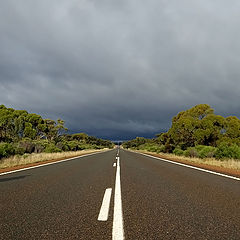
97, 152, 124, 239
98, 188, 112, 221
112, 156, 124, 240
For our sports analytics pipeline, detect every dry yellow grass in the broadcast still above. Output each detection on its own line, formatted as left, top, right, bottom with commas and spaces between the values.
136, 150, 240, 170
0, 149, 107, 169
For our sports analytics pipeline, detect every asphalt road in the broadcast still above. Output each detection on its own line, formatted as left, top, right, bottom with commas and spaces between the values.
0, 148, 240, 239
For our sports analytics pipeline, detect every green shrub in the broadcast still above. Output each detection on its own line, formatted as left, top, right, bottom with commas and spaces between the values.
156, 145, 165, 153
196, 145, 216, 158
77, 143, 92, 150
173, 148, 185, 156
66, 140, 79, 151
145, 145, 159, 152
32, 140, 46, 153
0, 142, 15, 158
44, 143, 62, 153
56, 141, 68, 151
91, 144, 103, 150
183, 145, 216, 158
184, 147, 198, 158
14, 146, 25, 155
215, 143, 240, 159
18, 139, 35, 153
138, 143, 165, 153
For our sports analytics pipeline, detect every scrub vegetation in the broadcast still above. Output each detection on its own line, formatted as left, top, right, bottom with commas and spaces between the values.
0, 105, 114, 167
123, 104, 240, 169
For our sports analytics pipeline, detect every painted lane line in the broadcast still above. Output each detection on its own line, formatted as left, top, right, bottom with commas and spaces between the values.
116, 157, 120, 165
137, 152, 240, 181
113, 163, 116, 167
0, 150, 111, 176
112, 157, 124, 240
98, 188, 112, 221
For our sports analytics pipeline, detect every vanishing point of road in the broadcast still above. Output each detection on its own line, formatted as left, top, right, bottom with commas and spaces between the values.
0, 148, 240, 239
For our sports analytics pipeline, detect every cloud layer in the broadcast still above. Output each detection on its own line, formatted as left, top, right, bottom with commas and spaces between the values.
1, 0, 240, 139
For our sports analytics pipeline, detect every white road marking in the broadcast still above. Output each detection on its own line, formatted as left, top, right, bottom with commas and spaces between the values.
137, 152, 240, 181
0, 151, 110, 176
112, 157, 124, 240
113, 163, 116, 167
98, 188, 112, 221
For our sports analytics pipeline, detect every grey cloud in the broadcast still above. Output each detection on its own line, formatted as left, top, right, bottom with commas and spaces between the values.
0, 0, 240, 139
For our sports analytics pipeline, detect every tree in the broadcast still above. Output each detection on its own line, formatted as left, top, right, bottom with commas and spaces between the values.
23, 122, 37, 139
157, 104, 238, 149
44, 118, 68, 141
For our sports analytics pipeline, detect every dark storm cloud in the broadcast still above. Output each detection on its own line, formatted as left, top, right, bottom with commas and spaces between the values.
1, 0, 240, 139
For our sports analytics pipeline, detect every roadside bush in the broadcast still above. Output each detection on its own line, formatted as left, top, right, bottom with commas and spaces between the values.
183, 145, 217, 159
156, 145, 165, 153
56, 141, 69, 151
173, 148, 185, 156
193, 145, 217, 158
138, 143, 165, 153
44, 143, 62, 153
91, 144, 103, 150
0, 142, 15, 158
66, 140, 79, 151
14, 146, 25, 155
215, 143, 240, 159
19, 139, 35, 153
33, 140, 48, 153
77, 143, 91, 150
184, 147, 198, 158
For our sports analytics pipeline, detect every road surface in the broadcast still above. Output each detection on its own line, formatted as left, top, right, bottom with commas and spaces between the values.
0, 148, 239, 239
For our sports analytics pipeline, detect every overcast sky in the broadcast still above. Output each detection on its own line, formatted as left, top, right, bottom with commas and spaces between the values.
1, 0, 240, 139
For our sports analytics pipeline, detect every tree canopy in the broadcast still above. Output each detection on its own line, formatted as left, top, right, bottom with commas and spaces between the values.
0, 105, 114, 158
123, 104, 240, 159
0, 105, 67, 142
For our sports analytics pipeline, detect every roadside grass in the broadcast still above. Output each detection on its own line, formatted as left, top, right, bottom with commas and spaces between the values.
135, 150, 240, 170
0, 149, 107, 169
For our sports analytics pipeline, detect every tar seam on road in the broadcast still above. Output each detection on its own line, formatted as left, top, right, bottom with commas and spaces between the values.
98, 188, 112, 221
112, 156, 124, 240
0, 150, 111, 176
137, 152, 240, 181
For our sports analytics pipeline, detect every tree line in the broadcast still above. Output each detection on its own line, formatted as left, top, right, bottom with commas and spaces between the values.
0, 105, 114, 159
123, 104, 240, 159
